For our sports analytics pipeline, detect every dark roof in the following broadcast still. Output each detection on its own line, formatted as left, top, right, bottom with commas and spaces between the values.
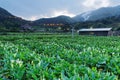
20, 24, 32, 30
79, 28, 112, 32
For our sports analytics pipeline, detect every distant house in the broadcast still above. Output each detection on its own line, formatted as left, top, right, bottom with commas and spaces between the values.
78, 28, 112, 36
20, 24, 33, 32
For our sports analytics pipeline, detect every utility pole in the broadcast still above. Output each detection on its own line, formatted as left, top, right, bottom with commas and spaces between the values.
70, 23, 78, 38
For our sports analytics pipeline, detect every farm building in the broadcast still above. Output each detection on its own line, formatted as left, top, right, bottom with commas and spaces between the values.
20, 24, 33, 32
78, 28, 112, 36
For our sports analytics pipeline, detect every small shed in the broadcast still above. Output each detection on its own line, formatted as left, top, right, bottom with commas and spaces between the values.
78, 28, 112, 36
20, 24, 32, 30
20, 24, 33, 32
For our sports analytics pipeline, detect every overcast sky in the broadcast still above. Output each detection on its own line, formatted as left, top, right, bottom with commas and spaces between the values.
0, 0, 120, 21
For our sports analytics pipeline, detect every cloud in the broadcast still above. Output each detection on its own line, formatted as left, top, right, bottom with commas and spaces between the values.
20, 16, 39, 21
3, 0, 119, 20
28, 16, 38, 21
83, 0, 110, 9
19, 10, 75, 21
52, 10, 75, 17
21, 15, 49, 21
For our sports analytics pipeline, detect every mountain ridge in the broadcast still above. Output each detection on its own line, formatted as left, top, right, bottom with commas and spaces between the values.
0, 7, 29, 32
1, 5, 120, 32
33, 15, 75, 26
73, 5, 120, 21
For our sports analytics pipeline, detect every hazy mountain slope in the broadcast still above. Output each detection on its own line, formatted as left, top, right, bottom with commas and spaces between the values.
73, 5, 120, 21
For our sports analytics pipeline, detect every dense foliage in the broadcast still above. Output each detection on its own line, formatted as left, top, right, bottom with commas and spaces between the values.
0, 34, 120, 80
